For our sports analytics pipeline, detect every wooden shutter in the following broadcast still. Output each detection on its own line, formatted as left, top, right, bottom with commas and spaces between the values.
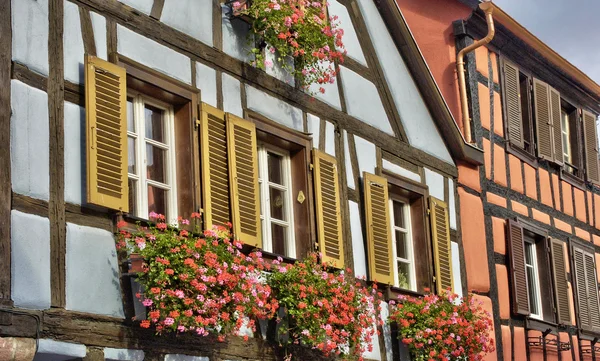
507, 219, 530, 315
363, 172, 394, 285
549, 87, 563, 165
549, 238, 571, 325
226, 114, 261, 248
572, 246, 600, 333
313, 149, 344, 268
200, 103, 231, 229
583, 110, 600, 183
503, 62, 524, 148
429, 197, 453, 294
584, 252, 600, 332
85, 55, 128, 211
533, 78, 554, 160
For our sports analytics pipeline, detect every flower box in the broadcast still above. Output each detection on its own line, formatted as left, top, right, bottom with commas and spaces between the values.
224, 0, 254, 23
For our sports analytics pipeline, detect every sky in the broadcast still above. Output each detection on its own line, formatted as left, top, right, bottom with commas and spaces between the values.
494, 0, 600, 85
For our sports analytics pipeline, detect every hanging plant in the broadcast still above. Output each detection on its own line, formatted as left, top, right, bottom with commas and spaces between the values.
388, 291, 495, 361
232, 0, 346, 94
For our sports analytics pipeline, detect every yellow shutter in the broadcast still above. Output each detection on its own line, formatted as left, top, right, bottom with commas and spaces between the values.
226, 114, 261, 247
363, 172, 394, 285
85, 55, 128, 212
313, 149, 344, 268
200, 103, 231, 229
429, 196, 453, 294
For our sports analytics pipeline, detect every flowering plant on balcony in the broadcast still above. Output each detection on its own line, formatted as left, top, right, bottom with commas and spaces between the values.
267, 253, 381, 359
388, 291, 495, 361
232, 0, 346, 94
116, 214, 278, 340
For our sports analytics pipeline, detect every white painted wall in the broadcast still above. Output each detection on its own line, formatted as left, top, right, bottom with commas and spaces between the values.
221, 6, 254, 63
325, 121, 336, 157
265, 48, 295, 86
63, 0, 85, 84
306, 61, 342, 110
424, 168, 444, 201
307, 113, 320, 147
90, 12, 108, 60
222, 73, 243, 117
245, 85, 303, 131
343, 131, 355, 189
196, 62, 218, 108
11, 80, 49, 201
349, 200, 367, 279
117, 0, 153, 15
354, 135, 377, 177
12, 0, 49, 76
64, 101, 85, 205
382, 159, 421, 183
449, 179, 457, 230
104, 348, 145, 361
328, 0, 367, 66
65, 223, 125, 318
34, 339, 87, 361
161, 0, 213, 46
451, 242, 463, 299
11, 211, 51, 310
165, 355, 209, 361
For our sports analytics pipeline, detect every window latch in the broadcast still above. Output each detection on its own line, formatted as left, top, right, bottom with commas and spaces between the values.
194, 119, 201, 130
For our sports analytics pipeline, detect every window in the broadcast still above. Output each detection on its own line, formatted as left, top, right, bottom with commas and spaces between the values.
524, 240, 543, 319
561, 100, 583, 178
571, 242, 600, 333
127, 94, 178, 223
519, 71, 535, 155
390, 198, 416, 291
258, 144, 296, 258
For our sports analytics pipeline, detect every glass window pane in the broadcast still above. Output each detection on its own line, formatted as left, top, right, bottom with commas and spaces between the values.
145, 104, 164, 142
148, 185, 167, 216
127, 98, 134, 132
396, 230, 408, 259
267, 152, 284, 185
271, 223, 287, 256
525, 243, 534, 266
397, 261, 411, 290
393, 201, 406, 228
269, 187, 286, 221
128, 178, 137, 215
527, 266, 539, 315
146, 144, 166, 183
128, 137, 136, 174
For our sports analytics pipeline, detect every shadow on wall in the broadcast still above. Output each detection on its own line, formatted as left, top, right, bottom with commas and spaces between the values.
221, 5, 255, 63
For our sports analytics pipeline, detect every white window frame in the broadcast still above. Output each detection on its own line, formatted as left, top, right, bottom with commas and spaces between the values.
127, 92, 178, 225
561, 109, 572, 164
257, 143, 296, 258
390, 198, 417, 291
524, 241, 543, 320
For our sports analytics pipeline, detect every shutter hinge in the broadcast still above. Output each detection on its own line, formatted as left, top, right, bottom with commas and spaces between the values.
309, 163, 314, 171
195, 119, 201, 130
427, 208, 431, 215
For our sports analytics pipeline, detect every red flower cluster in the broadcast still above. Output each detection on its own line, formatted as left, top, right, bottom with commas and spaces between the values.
389, 291, 495, 361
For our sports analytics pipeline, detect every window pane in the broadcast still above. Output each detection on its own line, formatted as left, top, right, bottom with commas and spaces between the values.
148, 185, 167, 216
128, 137, 136, 174
128, 178, 137, 215
127, 97, 134, 132
146, 144, 166, 183
267, 152, 284, 185
393, 201, 406, 228
269, 187, 286, 221
397, 261, 411, 289
396, 230, 408, 259
271, 223, 287, 256
144, 104, 164, 142
525, 243, 534, 266
527, 265, 540, 315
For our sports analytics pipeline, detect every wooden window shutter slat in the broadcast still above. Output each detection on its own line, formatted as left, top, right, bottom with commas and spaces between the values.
533, 78, 554, 160
549, 87, 564, 165
584, 252, 600, 333
226, 114, 261, 248
313, 149, 344, 268
85, 55, 128, 212
503, 62, 524, 148
549, 238, 571, 325
200, 103, 231, 229
583, 110, 600, 183
573, 247, 590, 330
363, 172, 394, 285
507, 219, 530, 316
429, 196, 453, 294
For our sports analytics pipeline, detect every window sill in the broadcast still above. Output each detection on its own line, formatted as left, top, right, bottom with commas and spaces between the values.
560, 169, 586, 191
525, 317, 558, 333
384, 285, 426, 302
506, 142, 538, 168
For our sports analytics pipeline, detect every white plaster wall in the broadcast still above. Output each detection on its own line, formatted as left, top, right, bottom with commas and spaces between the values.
382, 159, 421, 183
349, 200, 366, 279
104, 348, 145, 361
451, 242, 463, 299
327, 0, 367, 66
66, 223, 125, 318
64, 101, 85, 205
356, 1, 454, 165
221, 6, 254, 63
63, 1, 85, 84
11, 211, 51, 310
265, 48, 295, 86
339, 66, 393, 135
449, 179, 457, 230
12, 0, 49, 76
34, 339, 87, 361
245, 85, 303, 131
165, 355, 209, 361
91, 12, 108, 60
117, 0, 153, 15
222, 73, 243, 117
11, 80, 49, 201
161, 0, 212, 46
325, 121, 335, 157
424, 168, 444, 201
307, 113, 320, 147
117, 25, 192, 85
343, 131, 355, 189
306, 61, 342, 110
380, 302, 394, 361
196, 62, 218, 108
354, 136, 377, 177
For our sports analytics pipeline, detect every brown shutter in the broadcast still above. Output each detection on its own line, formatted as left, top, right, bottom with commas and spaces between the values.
429, 197, 453, 294
583, 110, 600, 183
533, 78, 554, 160
573, 247, 591, 330
200, 103, 231, 229
549, 238, 571, 325
363, 172, 394, 285
507, 219, 530, 316
503, 62, 524, 148
226, 114, 261, 248
85, 55, 129, 212
313, 149, 344, 268
549, 87, 563, 165
584, 252, 600, 333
